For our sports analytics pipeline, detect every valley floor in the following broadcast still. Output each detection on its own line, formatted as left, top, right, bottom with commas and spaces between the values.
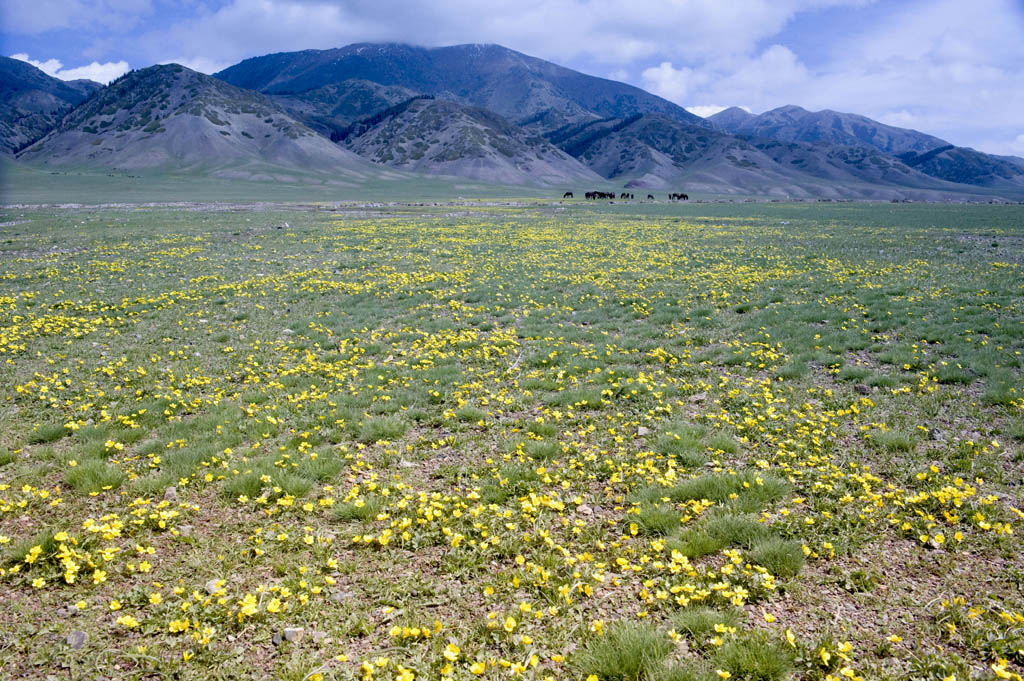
0, 201, 1022, 681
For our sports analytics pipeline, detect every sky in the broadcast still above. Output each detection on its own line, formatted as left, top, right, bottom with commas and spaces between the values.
3, 0, 1023, 156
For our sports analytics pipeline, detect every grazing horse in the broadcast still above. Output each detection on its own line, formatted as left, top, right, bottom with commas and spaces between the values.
647, 194, 654, 200
563, 191, 573, 199
669, 192, 690, 201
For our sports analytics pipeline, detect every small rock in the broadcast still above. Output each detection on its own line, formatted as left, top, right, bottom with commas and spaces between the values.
398, 460, 417, 468
690, 392, 707, 402
855, 385, 871, 395
577, 504, 593, 516
163, 486, 178, 502
205, 579, 221, 595
928, 428, 943, 441
311, 630, 328, 644
177, 524, 193, 538
637, 426, 650, 437
329, 590, 352, 603
272, 631, 283, 646
281, 328, 294, 336
67, 630, 88, 649
283, 627, 304, 643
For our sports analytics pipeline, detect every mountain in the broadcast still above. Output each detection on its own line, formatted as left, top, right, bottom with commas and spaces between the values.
995, 154, 1024, 170
17, 63, 380, 183
215, 43, 708, 133
896, 145, 1024, 188
0, 56, 102, 154
709, 104, 947, 154
710, 105, 1024, 190
339, 96, 600, 186
269, 79, 420, 140
554, 113, 989, 199
706, 106, 755, 131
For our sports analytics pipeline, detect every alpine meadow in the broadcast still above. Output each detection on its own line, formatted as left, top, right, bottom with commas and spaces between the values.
0, 200, 1021, 681
3, 2, 1024, 679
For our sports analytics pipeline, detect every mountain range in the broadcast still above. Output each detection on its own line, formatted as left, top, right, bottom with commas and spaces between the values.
15, 62, 389, 185
709, 105, 1024, 190
2, 45, 1023, 200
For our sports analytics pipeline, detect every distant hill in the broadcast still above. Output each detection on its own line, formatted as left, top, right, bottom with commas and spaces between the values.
269, 79, 420, 140
710, 104, 1024, 190
215, 43, 708, 133
17, 64, 380, 184
896, 145, 1024, 188
709, 104, 947, 154
995, 154, 1024, 170
0, 56, 102, 154
554, 113, 989, 199
705, 106, 755, 132
340, 96, 601, 186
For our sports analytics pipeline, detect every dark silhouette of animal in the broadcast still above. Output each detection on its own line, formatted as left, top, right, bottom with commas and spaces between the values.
669, 192, 689, 201
563, 192, 573, 199
647, 194, 654, 200
586, 190, 615, 200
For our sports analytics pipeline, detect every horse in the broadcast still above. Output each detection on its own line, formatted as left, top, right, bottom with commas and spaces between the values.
563, 192, 573, 199
647, 194, 654, 200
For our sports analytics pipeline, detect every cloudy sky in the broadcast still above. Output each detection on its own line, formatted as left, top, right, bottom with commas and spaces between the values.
3, 0, 1022, 155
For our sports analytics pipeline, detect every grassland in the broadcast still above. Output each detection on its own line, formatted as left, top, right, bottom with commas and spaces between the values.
0, 200, 1021, 681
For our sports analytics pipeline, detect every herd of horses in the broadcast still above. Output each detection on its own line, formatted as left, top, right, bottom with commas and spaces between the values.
562, 191, 688, 201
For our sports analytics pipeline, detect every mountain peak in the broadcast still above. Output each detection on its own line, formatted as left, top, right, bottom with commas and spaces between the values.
214, 42, 709, 130
707, 106, 756, 130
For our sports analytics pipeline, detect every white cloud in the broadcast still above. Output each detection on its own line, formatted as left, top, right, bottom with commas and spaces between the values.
640, 62, 709, 104
686, 105, 744, 118
139, 0, 872, 70
10, 53, 129, 83
636, 0, 1024, 152
1007, 135, 1024, 156
1, 0, 153, 34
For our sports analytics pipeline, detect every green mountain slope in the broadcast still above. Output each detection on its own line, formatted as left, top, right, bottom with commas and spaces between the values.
0, 56, 102, 154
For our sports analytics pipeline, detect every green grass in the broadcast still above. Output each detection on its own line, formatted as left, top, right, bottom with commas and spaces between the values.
577, 622, 673, 681
670, 607, 744, 643
713, 631, 794, 680
64, 459, 125, 494
357, 416, 409, 443
26, 423, 67, 445
747, 537, 806, 578
668, 472, 790, 513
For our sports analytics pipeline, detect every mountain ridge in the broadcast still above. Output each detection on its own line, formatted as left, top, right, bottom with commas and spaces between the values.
709, 104, 1024, 189
0, 56, 102, 154
340, 96, 601, 186
215, 43, 708, 134
16, 63, 382, 185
